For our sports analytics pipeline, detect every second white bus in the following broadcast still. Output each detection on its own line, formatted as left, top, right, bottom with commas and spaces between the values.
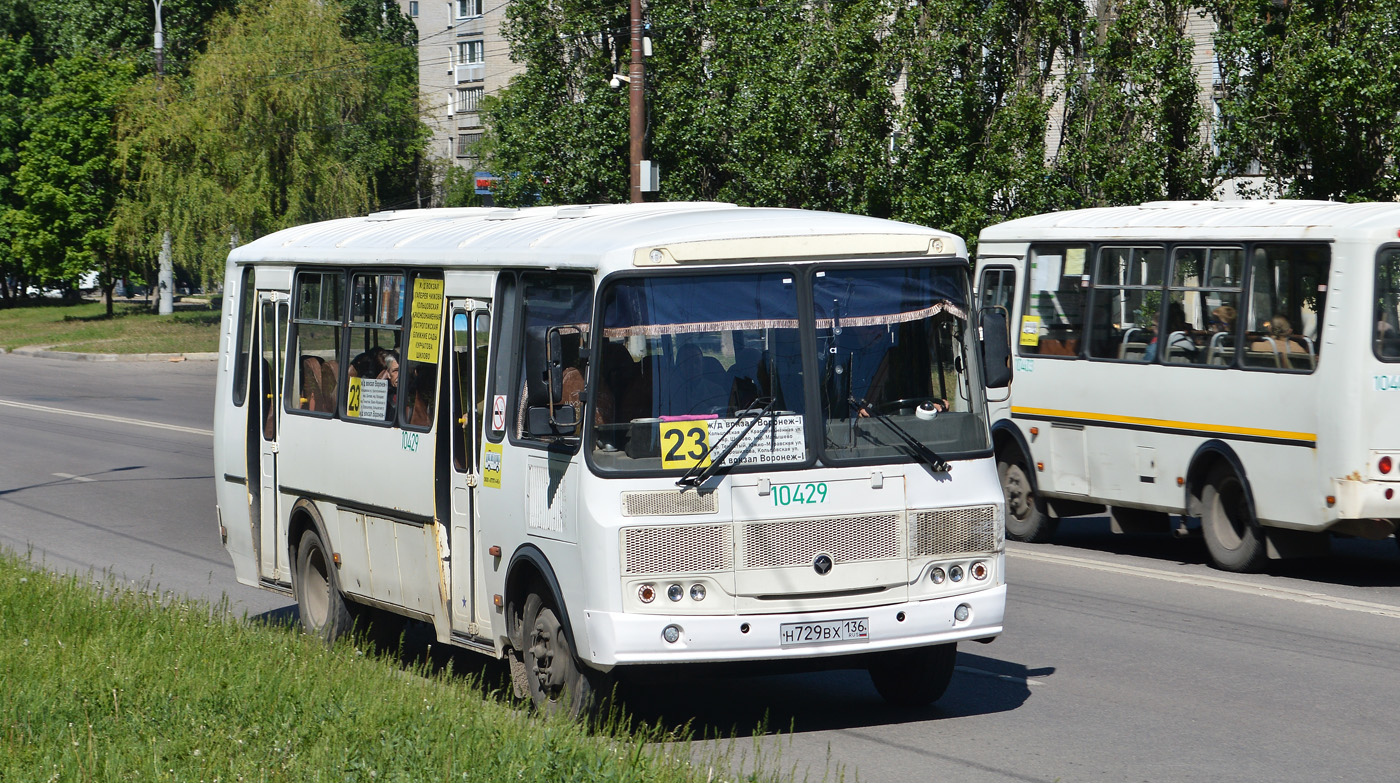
975, 200, 1400, 572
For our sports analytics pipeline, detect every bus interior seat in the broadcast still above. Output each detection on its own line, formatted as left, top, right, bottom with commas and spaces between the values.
1039, 338, 1079, 356
1205, 332, 1234, 366
320, 359, 339, 412
1119, 342, 1149, 360
300, 355, 326, 411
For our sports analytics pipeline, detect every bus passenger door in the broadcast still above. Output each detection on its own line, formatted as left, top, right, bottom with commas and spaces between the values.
448, 302, 491, 635
256, 293, 289, 582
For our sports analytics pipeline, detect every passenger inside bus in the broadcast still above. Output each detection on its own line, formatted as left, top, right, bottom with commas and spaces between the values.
664, 343, 729, 416
1250, 315, 1310, 368
1146, 303, 1196, 362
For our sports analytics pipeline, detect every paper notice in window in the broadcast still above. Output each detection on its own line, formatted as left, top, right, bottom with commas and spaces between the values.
1020, 315, 1042, 347
1032, 254, 1062, 293
1065, 247, 1086, 276
407, 278, 444, 363
358, 378, 389, 420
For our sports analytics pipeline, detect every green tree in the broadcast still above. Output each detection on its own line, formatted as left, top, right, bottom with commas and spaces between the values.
1052, 0, 1211, 207
115, 0, 430, 284
8, 54, 138, 313
1, 0, 234, 73
0, 34, 40, 304
1207, 0, 1400, 201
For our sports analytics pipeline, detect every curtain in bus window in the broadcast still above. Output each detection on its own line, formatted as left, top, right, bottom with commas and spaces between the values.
1244, 245, 1328, 372
1165, 247, 1243, 367
1021, 246, 1087, 357
1087, 246, 1164, 362
1375, 248, 1400, 360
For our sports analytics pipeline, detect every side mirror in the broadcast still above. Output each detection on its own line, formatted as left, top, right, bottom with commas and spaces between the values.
546, 327, 564, 403
979, 307, 1013, 389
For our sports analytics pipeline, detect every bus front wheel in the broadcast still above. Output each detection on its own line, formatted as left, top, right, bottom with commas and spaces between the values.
293, 529, 354, 644
999, 457, 1057, 543
520, 591, 603, 719
868, 643, 957, 707
1201, 467, 1266, 573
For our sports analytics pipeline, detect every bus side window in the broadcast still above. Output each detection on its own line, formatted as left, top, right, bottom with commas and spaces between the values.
515, 274, 593, 442
1375, 248, 1400, 360
1021, 245, 1087, 358
1165, 247, 1243, 367
1244, 244, 1329, 373
232, 267, 256, 406
401, 272, 444, 431
289, 271, 344, 417
1087, 246, 1163, 362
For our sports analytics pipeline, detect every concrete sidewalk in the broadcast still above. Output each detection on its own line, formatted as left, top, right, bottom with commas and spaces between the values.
7, 345, 219, 362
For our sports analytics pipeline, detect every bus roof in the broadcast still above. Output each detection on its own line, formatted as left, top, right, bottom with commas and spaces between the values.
226, 202, 964, 272
978, 200, 1400, 245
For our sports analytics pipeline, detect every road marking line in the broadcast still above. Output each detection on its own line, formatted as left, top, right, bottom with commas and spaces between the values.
0, 399, 214, 437
955, 665, 1048, 687
52, 472, 95, 483
1009, 546, 1400, 619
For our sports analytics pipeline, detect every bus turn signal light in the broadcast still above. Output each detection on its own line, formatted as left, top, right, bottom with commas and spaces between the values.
488, 545, 501, 557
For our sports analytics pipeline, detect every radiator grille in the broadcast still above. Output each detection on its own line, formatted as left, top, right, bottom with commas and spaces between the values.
741, 514, 902, 569
620, 490, 718, 517
622, 524, 732, 575
911, 505, 1000, 557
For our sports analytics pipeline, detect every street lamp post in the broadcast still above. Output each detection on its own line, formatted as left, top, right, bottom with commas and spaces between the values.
628, 0, 644, 203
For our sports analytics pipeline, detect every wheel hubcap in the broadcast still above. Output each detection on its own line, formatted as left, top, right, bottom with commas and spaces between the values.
529, 609, 566, 698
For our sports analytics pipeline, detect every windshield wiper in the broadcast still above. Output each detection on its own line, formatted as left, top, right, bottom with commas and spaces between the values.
676, 397, 776, 490
849, 395, 951, 473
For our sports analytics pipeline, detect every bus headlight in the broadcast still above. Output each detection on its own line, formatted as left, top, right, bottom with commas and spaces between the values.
662, 624, 682, 644
667, 584, 684, 602
949, 565, 964, 582
929, 567, 946, 584
689, 583, 707, 601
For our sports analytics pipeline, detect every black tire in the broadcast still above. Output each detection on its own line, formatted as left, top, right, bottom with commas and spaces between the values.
521, 591, 604, 719
999, 456, 1057, 543
868, 643, 958, 707
293, 529, 355, 644
1201, 467, 1266, 573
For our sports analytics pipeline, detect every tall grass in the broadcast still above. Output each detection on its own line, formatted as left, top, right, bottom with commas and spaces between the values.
0, 301, 220, 354
0, 551, 788, 782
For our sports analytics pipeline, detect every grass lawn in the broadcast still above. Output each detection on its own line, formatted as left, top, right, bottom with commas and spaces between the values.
0, 550, 783, 782
0, 299, 222, 354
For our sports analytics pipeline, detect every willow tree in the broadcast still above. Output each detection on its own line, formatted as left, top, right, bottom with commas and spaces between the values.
115, 0, 427, 284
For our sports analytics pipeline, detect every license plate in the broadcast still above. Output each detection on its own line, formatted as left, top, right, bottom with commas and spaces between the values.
779, 617, 870, 647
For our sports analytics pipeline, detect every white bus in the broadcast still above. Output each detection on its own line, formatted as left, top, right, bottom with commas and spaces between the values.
212, 202, 1014, 714
975, 200, 1400, 572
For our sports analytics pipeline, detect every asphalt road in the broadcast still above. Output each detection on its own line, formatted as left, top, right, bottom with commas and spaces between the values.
1, 352, 1397, 782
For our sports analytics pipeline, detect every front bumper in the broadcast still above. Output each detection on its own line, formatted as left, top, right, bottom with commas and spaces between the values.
582, 584, 1005, 667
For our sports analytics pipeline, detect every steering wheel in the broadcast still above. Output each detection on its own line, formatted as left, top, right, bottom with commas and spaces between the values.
878, 397, 935, 415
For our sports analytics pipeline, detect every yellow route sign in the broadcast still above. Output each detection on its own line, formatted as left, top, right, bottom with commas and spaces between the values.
408, 278, 444, 363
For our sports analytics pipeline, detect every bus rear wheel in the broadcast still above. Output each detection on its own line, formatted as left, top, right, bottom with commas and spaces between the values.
999, 457, 1057, 542
1201, 467, 1266, 573
294, 529, 355, 643
520, 591, 603, 719
868, 643, 957, 707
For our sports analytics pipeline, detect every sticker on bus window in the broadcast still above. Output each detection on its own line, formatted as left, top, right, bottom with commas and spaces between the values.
1064, 247, 1086, 276
347, 376, 362, 417
407, 278, 444, 363
660, 421, 711, 470
1019, 315, 1042, 346
358, 378, 389, 420
491, 394, 507, 432
482, 443, 503, 488
662, 415, 806, 471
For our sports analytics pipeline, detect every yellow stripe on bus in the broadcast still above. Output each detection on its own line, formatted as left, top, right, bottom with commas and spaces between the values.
1009, 406, 1317, 444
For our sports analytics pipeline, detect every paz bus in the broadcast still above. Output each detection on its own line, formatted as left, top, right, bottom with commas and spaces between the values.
212, 202, 1014, 714
975, 200, 1400, 572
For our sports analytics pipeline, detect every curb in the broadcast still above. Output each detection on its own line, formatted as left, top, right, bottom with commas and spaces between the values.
7, 346, 219, 363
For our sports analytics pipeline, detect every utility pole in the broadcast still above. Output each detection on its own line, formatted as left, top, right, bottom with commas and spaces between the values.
154, 0, 174, 316
628, 0, 644, 203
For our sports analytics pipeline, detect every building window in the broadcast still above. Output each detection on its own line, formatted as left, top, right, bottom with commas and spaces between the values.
408, 1, 418, 15
457, 132, 483, 157
456, 0, 482, 18
457, 40, 483, 66
457, 87, 483, 114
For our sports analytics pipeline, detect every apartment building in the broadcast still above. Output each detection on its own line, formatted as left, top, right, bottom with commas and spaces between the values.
401, 0, 520, 173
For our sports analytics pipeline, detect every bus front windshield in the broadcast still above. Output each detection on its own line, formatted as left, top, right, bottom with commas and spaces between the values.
589, 265, 989, 473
